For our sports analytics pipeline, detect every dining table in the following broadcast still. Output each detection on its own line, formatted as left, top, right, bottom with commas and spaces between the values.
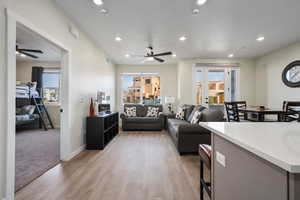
238, 106, 286, 122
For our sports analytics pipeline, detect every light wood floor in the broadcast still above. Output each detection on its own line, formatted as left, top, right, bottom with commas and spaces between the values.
16, 131, 206, 200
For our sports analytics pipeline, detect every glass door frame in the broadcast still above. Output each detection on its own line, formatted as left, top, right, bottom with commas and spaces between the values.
192, 64, 240, 107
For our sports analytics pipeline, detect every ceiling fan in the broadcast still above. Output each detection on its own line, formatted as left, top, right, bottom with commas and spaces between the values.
16, 45, 44, 59
132, 46, 173, 63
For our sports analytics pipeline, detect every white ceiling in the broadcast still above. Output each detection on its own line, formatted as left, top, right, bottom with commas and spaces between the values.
54, 0, 300, 65
16, 25, 62, 62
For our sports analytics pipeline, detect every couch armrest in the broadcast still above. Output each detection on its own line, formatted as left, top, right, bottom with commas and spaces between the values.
120, 113, 127, 119
178, 124, 210, 135
166, 113, 176, 119
158, 112, 164, 118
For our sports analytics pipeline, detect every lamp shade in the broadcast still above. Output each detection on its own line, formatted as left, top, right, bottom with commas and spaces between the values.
165, 96, 176, 104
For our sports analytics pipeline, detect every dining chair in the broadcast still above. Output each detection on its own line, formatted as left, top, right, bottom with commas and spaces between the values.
283, 101, 300, 122
224, 101, 247, 122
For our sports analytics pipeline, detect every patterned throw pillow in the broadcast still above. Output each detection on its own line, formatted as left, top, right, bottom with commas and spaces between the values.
146, 107, 160, 117
176, 106, 185, 120
190, 110, 202, 124
125, 107, 136, 117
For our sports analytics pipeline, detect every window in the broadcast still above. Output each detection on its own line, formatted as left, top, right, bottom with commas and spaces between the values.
42, 68, 60, 104
121, 73, 161, 104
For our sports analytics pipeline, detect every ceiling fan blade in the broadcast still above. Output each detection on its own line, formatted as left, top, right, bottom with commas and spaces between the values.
154, 57, 164, 63
18, 49, 44, 54
19, 51, 38, 59
152, 52, 172, 57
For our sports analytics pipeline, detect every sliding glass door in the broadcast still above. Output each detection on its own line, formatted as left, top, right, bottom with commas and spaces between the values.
193, 66, 240, 110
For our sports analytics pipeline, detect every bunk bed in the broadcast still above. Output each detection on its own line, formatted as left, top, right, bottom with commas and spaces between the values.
16, 82, 54, 130
16, 82, 40, 129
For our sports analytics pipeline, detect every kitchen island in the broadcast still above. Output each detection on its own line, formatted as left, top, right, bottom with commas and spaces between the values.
199, 122, 300, 200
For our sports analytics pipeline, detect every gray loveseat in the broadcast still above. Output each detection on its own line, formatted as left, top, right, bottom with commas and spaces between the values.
167, 105, 224, 154
121, 104, 164, 131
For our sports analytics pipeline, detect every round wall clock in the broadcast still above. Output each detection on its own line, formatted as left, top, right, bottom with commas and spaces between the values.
282, 60, 300, 88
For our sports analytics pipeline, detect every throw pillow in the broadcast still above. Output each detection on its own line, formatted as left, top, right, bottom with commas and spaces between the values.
125, 107, 137, 117
190, 110, 202, 124
21, 105, 36, 115
188, 105, 207, 122
175, 106, 185, 120
146, 107, 159, 117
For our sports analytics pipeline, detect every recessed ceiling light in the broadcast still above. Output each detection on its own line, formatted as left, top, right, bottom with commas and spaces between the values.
192, 9, 200, 14
179, 36, 187, 41
115, 36, 122, 42
15, 51, 19, 55
20, 54, 26, 58
196, 0, 207, 6
256, 36, 265, 42
100, 8, 108, 14
93, 0, 103, 6
228, 54, 234, 58
125, 54, 130, 58
172, 54, 177, 58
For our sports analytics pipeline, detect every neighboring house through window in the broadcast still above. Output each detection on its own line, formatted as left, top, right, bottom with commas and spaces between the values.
121, 73, 161, 104
42, 68, 61, 104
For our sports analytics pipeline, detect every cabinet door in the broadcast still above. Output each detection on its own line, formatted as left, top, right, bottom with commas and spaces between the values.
86, 118, 103, 149
213, 134, 287, 200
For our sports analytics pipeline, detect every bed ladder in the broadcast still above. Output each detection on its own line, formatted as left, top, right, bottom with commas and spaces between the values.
32, 97, 55, 131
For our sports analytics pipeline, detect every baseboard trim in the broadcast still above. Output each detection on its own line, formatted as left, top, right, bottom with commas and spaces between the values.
63, 145, 85, 161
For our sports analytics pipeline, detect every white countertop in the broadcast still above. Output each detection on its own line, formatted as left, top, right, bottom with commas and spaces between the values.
199, 122, 300, 173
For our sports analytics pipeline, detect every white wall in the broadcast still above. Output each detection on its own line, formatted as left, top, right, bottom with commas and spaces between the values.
16, 60, 61, 83
0, 2, 6, 198
177, 58, 257, 105
116, 64, 178, 111
256, 42, 300, 108
16, 60, 62, 128
0, 0, 116, 198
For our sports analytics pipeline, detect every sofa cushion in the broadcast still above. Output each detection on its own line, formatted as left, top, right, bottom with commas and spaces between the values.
125, 117, 160, 123
188, 105, 207, 122
168, 118, 190, 126
201, 109, 224, 122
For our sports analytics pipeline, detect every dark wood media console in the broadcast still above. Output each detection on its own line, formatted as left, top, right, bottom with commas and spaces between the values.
86, 112, 119, 150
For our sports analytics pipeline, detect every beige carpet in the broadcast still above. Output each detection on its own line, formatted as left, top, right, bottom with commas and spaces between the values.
15, 129, 60, 191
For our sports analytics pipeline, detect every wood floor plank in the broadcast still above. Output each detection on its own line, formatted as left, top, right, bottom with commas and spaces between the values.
16, 131, 203, 200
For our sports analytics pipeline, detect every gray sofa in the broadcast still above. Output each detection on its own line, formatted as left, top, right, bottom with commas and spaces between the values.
121, 104, 164, 131
167, 105, 224, 154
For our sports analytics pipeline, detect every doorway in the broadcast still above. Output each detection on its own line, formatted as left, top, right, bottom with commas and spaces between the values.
193, 64, 240, 110
5, 9, 71, 200
15, 24, 62, 191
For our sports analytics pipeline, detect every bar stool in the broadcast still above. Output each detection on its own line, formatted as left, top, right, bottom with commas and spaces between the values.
199, 144, 212, 200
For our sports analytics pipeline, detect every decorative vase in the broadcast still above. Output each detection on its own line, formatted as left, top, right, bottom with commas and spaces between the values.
89, 98, 95, 117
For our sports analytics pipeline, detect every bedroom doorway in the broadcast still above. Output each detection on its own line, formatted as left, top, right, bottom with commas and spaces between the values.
5, 9, 71, 200
15, 24, 62, 191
